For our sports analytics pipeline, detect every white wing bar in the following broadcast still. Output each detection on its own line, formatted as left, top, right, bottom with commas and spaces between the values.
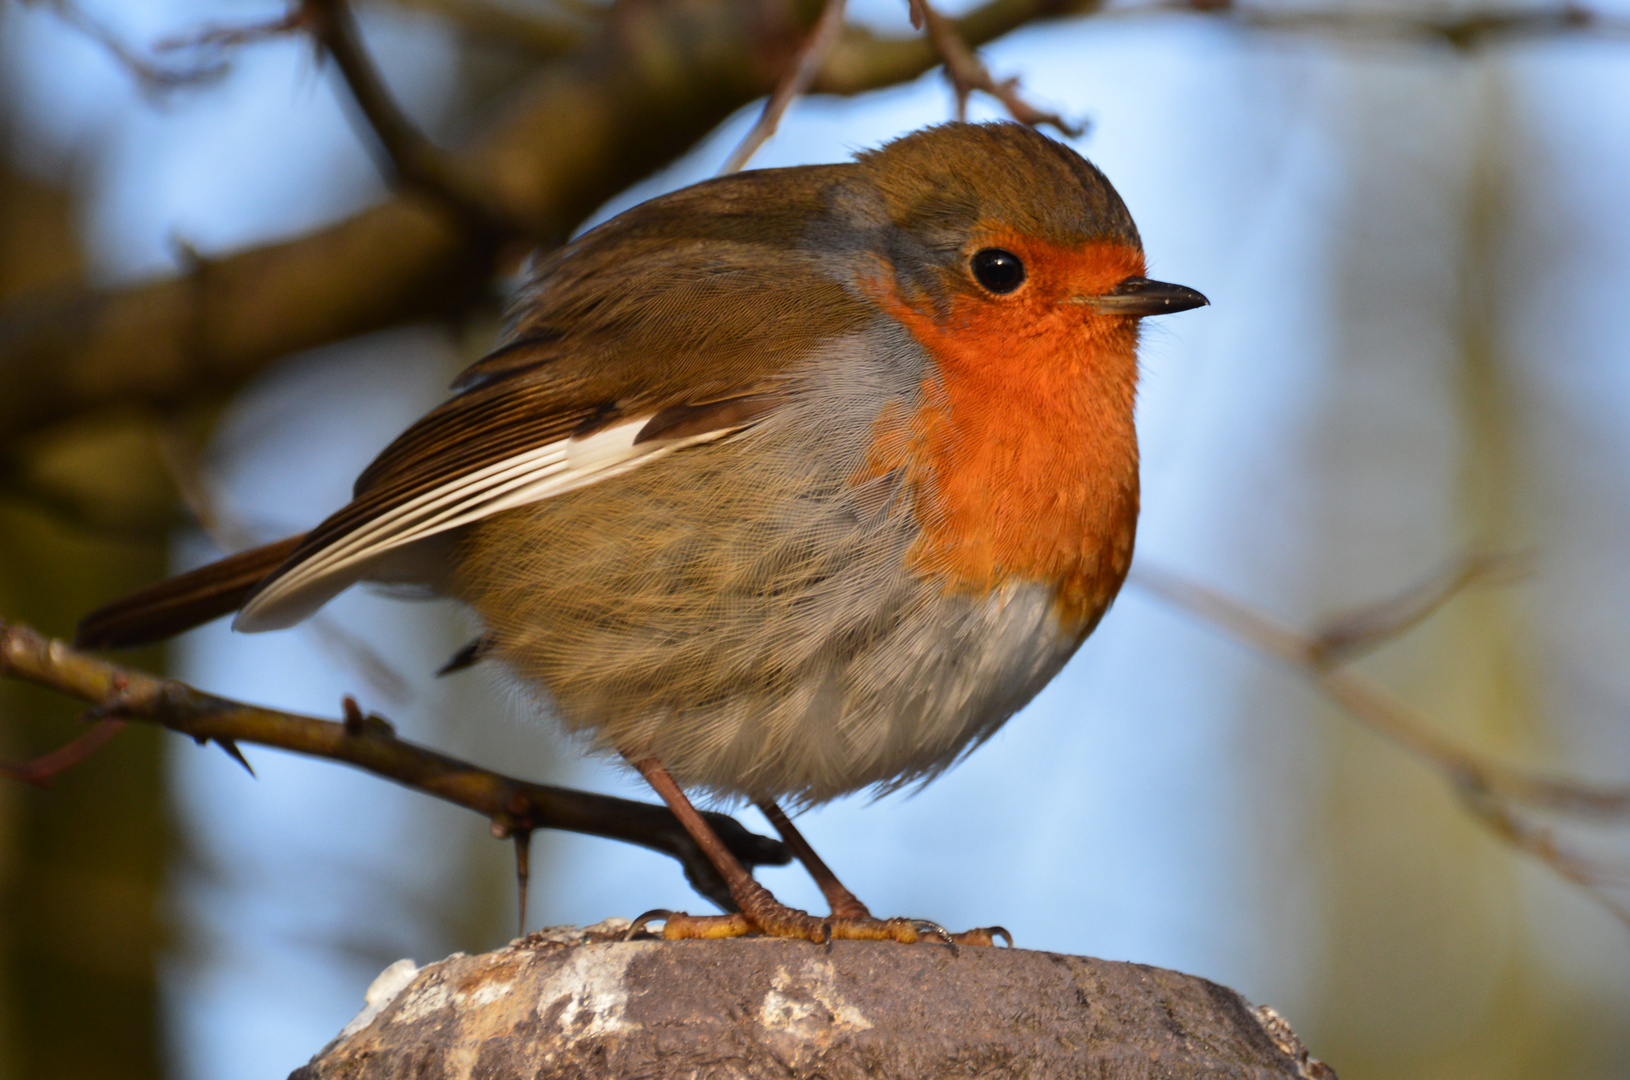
234, 416, 738, 631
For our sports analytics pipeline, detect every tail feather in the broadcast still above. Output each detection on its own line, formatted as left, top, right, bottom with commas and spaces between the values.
75, 535, 307, 650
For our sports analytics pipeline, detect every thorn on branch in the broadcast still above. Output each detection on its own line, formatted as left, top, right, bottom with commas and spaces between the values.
217, 737, 257, 777
167, 234, 210, 278
437, 635, 492, 677
909, 0, 1084, 137
342, 695, 367, 734
0, 616, 800, 911
341, 695, 396, 738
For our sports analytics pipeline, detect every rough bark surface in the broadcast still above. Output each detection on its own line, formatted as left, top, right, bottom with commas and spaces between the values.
292, 922, 1333, 1079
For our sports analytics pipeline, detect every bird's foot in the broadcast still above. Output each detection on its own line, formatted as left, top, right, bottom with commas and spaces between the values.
627, 905, 1010, 947
626, 905, 825, 942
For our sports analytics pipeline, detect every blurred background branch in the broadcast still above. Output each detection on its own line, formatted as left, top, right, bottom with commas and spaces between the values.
4, 0, 1625, 450
1134, 558, 1630, 926
0, 0, 1100, 447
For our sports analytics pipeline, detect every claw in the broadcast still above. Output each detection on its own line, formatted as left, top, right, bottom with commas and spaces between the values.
911, 919, 956, 948
626, 909, 674, 940
947, 925, 1011, 947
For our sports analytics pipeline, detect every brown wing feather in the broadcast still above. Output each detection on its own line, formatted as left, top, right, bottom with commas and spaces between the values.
446, 331, 565, 394
281, 384, 603, 575
242, 165, 876, 618
635, 394, 785, 444
75, 163, 892, 645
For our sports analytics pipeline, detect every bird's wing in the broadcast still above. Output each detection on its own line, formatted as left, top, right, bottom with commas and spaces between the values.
234, 383, 784, 630
235, 165, 872, 631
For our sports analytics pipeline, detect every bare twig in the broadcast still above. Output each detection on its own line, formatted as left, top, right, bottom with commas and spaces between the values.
1459, 786, 1629, 894
909, 0, 1083, 135
29, 0, 232, 93
301, 0, 520, 235
1134, 561, 1630, 816
719, 0, 850, 175
0, 716, 128, 787
1310, 551, 1533, 667
385, 0, 592, 55
1131, 561, 1630, 926
0, 618, 789, 909
1118, 0, 1630, 49
151, 7, 311, 53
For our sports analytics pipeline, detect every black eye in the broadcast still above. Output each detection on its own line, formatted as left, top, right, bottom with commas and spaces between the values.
970, 248, 1026, 294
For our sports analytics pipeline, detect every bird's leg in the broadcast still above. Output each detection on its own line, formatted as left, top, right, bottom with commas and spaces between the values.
755, 798, 1012, 947
626, 757, 1007, 946
755, 800, 872, 919
628, 755, 829, 942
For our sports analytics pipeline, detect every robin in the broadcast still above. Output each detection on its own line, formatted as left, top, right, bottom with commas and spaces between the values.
78, 122, 1206, 945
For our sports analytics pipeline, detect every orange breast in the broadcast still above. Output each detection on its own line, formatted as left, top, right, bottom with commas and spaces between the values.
862, 237, 1145, 632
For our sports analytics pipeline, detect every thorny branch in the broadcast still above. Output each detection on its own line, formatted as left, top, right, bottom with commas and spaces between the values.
1131, 557, 1630, 926
0, 618, 789, 911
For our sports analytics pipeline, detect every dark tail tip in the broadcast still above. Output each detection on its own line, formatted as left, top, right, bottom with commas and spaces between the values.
74, 534, 306, 650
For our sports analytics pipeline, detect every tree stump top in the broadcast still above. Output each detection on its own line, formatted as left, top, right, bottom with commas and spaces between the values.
293, 921, 1333, 1079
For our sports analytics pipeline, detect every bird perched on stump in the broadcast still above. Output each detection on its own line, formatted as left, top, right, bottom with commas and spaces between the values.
78, 122, 1207, 945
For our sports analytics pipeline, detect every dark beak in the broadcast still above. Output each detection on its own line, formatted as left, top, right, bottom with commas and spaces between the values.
1074, 277, 1209, 317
